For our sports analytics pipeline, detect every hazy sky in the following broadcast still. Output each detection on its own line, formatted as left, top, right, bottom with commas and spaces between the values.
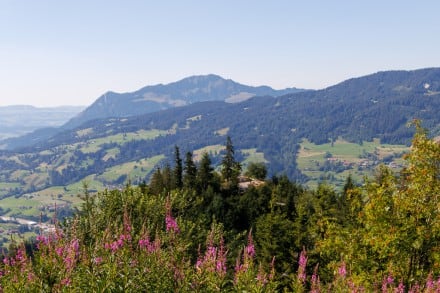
1, 1, 439, 107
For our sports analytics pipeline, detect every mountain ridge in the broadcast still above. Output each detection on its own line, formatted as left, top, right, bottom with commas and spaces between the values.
63, 74, 305, 130
1, 68, 440, 198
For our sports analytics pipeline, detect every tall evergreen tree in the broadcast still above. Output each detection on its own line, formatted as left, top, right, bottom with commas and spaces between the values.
162, 163, 173, 192
149, 167, 164, 195
197, 152, 214, 191
220, 136, 241, 188
173, 145, 183, 189
183, 151, 197, 189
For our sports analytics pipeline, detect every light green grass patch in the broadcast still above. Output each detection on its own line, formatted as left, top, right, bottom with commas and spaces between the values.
39, 150, 54, 156
0, 197, 41, 216
10, 170, 31, 181
193, 145, 224, 161
67, 175, 105, 193
241, 148, 268, 168
76, 128, 94, 137
0, 182, 21, 190
187, 115, 202, 122
97, 155, 165, 182
80, 129, 166, 153
102, 148, 120, 161
0, 183, 22, 197
5, 156, 26, 167
23, 172, 49, 189
214, 127, 229, 136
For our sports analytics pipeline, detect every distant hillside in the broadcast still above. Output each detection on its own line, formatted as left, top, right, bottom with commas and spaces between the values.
63, 74, 304, 129
1, 68, 440, 197
0, 105, 84, 142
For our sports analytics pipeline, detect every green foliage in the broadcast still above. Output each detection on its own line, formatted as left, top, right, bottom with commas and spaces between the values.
2, 124, 440, 291
173, 145, 183, 189
220, 136, 241, 190
183, 151, 197, 189
245, 162, 267, 180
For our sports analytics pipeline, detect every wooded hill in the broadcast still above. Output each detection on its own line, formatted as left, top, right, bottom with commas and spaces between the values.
1, 68, 440, 198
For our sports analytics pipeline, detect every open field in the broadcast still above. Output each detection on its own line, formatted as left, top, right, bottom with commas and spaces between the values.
193, 145, 225, 161
79, 129, 167, 153
241, 148, 268, 168
297, 138, 409, 189
97, 155, 165, 183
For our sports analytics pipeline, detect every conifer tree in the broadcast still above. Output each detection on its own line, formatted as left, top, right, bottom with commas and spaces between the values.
162, 163, 173, 192
173, 145, 183, 189
149, 167, 164, 195
183, 151, 197, 189
220, 136, 241, 188
197, 152, 214, 191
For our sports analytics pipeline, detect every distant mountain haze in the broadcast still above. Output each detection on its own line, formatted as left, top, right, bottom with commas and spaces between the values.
63, 74, 304, 129
0, 105, 85, 140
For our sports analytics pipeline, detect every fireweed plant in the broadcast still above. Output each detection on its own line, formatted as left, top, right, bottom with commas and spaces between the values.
1, 123, 440, 291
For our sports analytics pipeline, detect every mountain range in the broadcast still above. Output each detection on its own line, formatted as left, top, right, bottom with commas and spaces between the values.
1, 68, 440, 199
63, 74, 303, 129
1, 75, 303, 149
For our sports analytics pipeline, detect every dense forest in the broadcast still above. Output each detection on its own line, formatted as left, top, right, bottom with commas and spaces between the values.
2, 122, 440, 292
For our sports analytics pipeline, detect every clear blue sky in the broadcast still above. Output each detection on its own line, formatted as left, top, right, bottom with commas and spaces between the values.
1, 0, 439, 107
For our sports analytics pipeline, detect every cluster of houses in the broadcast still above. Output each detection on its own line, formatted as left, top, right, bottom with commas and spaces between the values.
0, 216, 55, 235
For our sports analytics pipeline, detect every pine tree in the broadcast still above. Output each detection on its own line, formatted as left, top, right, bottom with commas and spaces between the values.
183, 151, 197, 189
197, 152, 214, 191
173, 145, 183, 189
220, 136, 241, 188
149, 167, 164, 195
162, 163, 173, 192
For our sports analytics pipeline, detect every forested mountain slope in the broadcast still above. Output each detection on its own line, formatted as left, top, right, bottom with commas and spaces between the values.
63, 74, 303, 129
1, 68, 439, 197
1, 75, 302, 150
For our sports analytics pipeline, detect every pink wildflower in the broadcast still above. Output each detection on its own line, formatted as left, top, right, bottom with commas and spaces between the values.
93, 257, 103, 265
139, 236, 158, 253
426, 273, 434, 290
70, 239, 79, 256
123, 211, 132, 233
338, 261, 347, 278
105, 233, 130, 253
61, 278, 71, 286
297, 248, 307, 283
256, 264, 268, 285
381, 274, 394, 293
14, 248, 25, 263
195, 257, 203, 271
311, 264, 321, 293
234, 255, 245, 284
2, 257, 10, 266
216, 237, 227, 276
27, 273, 35, 281
245, 232, 255, 258
195, 236, 227, 278
396, 281, 405, 293
55, 246, 64, 257
269, 256, 276, 281
165, 198, 180, 233
36, 235, 49, 248
165, 214, 180, 233
64, 256, 74, 270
